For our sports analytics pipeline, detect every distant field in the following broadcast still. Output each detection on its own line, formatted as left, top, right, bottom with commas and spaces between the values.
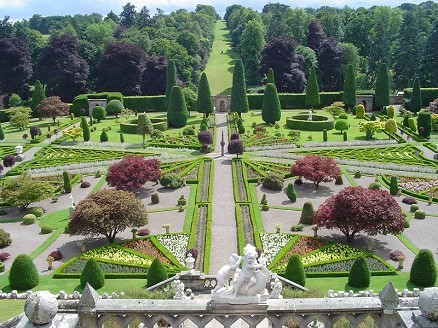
203, 20, 239, 96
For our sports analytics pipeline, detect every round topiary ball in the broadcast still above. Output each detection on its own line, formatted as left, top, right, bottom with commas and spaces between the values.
80, 258, 105, 289
410, 204, 420, 213
414, 210, 426, 219
146, 258, 168, 288
40, 224, 53, 234
348, 256, 370, 288
22, 214, 37, 225
28, 207, 44, 217
9, 254, 39, 290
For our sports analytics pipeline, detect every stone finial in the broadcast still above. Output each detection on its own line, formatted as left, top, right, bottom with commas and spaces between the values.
24, 291, 58, 325
418, 287, 438, 321
79, 283, 100, 307
379, 282, 399, 313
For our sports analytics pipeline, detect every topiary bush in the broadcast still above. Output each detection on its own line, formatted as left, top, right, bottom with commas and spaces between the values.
80, 181, 91, 188
106, 99, 124, 117
28, 207, 43, 217
100, 130, 109, 142
3, 155, 16, 168
368, 181, 381, 190
410, 249, 437, 287
348, 256, 370, 288
402, 197, 417, 205
40, 224, 53, 234
323, 129, 328, 141
183, 126, 195, 136
198, 131, 213, 145
151, 192, 160, 204
343, 131, 347, 141
286, 183, 297, 202
387, 105, 395, 118
335, 175, 343, 185
80, 258, 105, 289
177, 195, 186, 206
160, 173, 182, 188
389, 176, 399, 195
22, 214, 36, 225
354, 170, 361, 178
414, 210, 426, 219
356, 104, 365, 118
290, 224, 304, 232
410, 204, 420, 213
147, 258, 168, 288
338, 113, 348, 120
92, 105, 106, 122
299, 202, 314, 225
0, 228, 12, 247
262, 173, 284, 191
63, 171, 72, 193
261, 203, 269, 211
9, 254, 39, 290
284, 254, 305, 287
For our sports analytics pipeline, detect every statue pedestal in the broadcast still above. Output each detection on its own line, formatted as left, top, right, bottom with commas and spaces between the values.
211, 290, 269, 304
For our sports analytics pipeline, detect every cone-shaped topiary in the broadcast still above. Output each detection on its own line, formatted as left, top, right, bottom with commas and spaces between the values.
262, 83, 281, 124
196, 73, 213, 116
417, 111, 432, 138
230, 59, 249, 117
63, 171, 72, 193
305, 65, 320, 109
0, 125, 4, 140
9, 254, 39, 290
286, 183, 297, 202
80, 258, 105, 289
343, 64, 356, 110
387, 105, 395, 118
100, 130, 109, 142
348, 256, 370, 288
410, 249, 437, 287
30, 80, 46, 117
266, 68, 275, 84
81, 117, 90, 142
167, 86, 188, 128
410, 77, 422, 114
165, 59, 177, 111
284, 254, 306, 286
299, 202, 314, 224
408, 117, 417, 132
390, 176, 399, 195
375, 63, 390, 110
343, 131, 347, 141
147, 258, 168, 288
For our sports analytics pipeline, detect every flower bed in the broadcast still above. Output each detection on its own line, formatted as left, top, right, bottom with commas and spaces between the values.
274, 236, 328, 268
62, 258, 148, 274
398, 176, 438, 197
300, 243, 366, 266
260, 233, 294, 264
121, 239, 170, 264
155, 234, 189, 265
305, 256, 389, 273
82, 245, 153, 266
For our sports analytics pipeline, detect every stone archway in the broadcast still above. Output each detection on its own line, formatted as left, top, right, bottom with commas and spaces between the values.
212, 96, 231, 112
87, 99, 107, 117
356, 95, 374, 112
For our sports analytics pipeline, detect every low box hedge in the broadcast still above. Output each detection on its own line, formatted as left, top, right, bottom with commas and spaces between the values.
286, 115, 334, 131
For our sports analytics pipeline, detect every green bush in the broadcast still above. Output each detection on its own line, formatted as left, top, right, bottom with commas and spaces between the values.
370, 113, 377, 121
147, 258, 168, 288
177, 195, 186, 206
335, 175, 343, 185
40, 224, 53, 234
260, 194, 267, 205
410, 204, 419, 213
238, 123, 245, 134
80, 116, 90, 142
28, 207, 43, 217
0, 228, 12, 247
151, 193, 159, 204
389, 176, 399, 195
92, 106, 106, 122
348, 256, 370, 288
387, 105, 395, 118
408, 117, 417, 132
183, 127, 195, 136
404, 88, 438, 107
70, 92, 123, 117
409, 77, 422, 114
124, 96, 166, 112
417, 111, 432, 138
354, 171, 361, 178
299, 202, 314, 225
286, 115, 334, 131
343, 131, 347, 141
334, 119, 349, 133
286, 183, 297, 202
167, 86, 188, 128
410, 249, 437, 287
338, 113, 348, 120
404, 220, 410, 228
106, 99, 124, 117
284, 254, 305, 287
356, 104, 365, 118
22, 214, 36, 225
414, 210, 426, 219
63, 171, 72, 193
262, 173, 284, 191
323, 129, 328, 141
262, 83, 281, 123
261, 204, 269, 211
160, 174, 182, 188
80, 258, 105, 289
368, 181, 381, 190
290, 224, 304, 231
100, 130, 109, 142
9, 254, 39, 290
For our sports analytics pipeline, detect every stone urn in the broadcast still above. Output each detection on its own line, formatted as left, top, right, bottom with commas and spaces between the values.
418, 287, 438, 321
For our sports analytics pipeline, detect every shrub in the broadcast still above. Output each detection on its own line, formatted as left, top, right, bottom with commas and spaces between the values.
30, 126, 41, 139
0, 209, 7, 216
3, 155, 16, 168
160, 173, 182, 188
262, 173, 284, 191
284, 254, 305, 287
389, 176, 399, 195
230, 132, 240, 140
370, 113, 377, 121
80, 258, 105, 289
417, 111, 432, 138
0, 228, 12, 247
352, 106, 357, 115
356, 104, 365, 118
100, 130, 109, 142
322, 129, 328, 141
22, 214, 36, 225
410, 204, 419, 213
343, 131, 347, 141
288, 130, 300, 141
63, 171, 72, 193
238, 123, 245, 134
9, 254, 39, 290
137, 228, 151, 236
198, 131, 213, 145
120, 133, 124, 143
40, 224, 53, 234
80, 181, 91, 188
28, 207, 43, 217
368, 181, 381, 190
335, 175, 343, 185
253, 126, 267, 135
299, 202, 314, 225
286, 183, 297, 202
334, 119, 349, 133
151, 192, 159, 204
408, 117, 417, 132
354, 171, 361, 178
414, 210, 426, 219
48, 250, 63, 261
402, 197, 417, 205
178, 195, 186, 206
261, 204, 269, 211
338, 113, 348, 120
260, 194, 267, 205
410, 249, 437, 287
147, 258, 168, 288
348, 256, 370, 288
387, 105, 395, 118
106, 99, 124, 117
167, 86, 188, 128
92, 105, 105, 122
0, 251, 10, 261
404, 220, 410, 228
290, 224, 304, 232
183, 127, 195, 136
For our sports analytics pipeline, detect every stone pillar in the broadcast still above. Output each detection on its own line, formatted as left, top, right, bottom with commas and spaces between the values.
377, 282, 399, 328
77, 283, 99, 328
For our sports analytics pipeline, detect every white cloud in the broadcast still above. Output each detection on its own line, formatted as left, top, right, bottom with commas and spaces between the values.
0, 0, 25, 9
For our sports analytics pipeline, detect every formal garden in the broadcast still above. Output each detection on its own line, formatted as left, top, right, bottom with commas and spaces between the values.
0, 3, 438, 324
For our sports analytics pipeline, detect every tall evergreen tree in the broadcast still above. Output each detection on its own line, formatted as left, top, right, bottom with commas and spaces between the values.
167, 86, 188, 128
266, 68, 275, 84
374, 63, 390, 110
165, 59, 177, 111
343, 64, 356, 110
196, 73, 213, 117
30, 80, 45, 117
230, 59, 249, 118
305, 65, 320, 109
80, 117, 90, 142
410, 77, 422, 114
421, 19, 438, 87
0, 125, 4, 140
262, 83, 281, 124
417, 111, 431, 138
240, 20, 266, 86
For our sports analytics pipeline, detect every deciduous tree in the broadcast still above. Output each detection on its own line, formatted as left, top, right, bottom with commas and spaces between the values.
165, 59, 177, 110
290, 155, 340, 189
314, 186, 405, 242
358, 121, 385, 140
7, 106, 31, 130
69, 189, 148, 243
141, 56, 167, 95
106, 156, 160, 191
37, 96, 69, 123
240, 20, 265, 85
228, 139, 244, 158
410, 77, 422, 114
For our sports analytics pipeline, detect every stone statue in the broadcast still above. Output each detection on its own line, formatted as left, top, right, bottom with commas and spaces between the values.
173, 280, 185, 300
270, 276, 283, 299
213, 253, 242, 292
308, 109, 313, 121
69, 194, 75, 208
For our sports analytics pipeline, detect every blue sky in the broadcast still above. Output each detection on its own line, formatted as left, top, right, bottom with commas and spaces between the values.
0, 0, 431, 21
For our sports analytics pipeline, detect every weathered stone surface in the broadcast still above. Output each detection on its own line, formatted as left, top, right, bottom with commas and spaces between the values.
24, 291, 58, 325
419, 288, 438, 321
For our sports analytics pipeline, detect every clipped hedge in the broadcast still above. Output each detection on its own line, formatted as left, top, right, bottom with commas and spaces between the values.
404, 88, 438, 107
120, 118, 168, 134
124, 96, 166, 112
286, 115, 334, 131
70, 92, 123, 117
247, 92, 342, 110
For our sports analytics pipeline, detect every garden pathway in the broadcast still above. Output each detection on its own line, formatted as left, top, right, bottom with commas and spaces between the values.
208, 113, 238, 274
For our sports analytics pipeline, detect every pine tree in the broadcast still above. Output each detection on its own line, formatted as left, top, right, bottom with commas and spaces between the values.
196, 73, 213, 117
63, 171, 72, 193
410, 77, 422, 114
305, 65, 320, 109
80, 117, 90, 142
266, 68, 275, 84
30, 80, 46, 117
137, 113, 153, 146
417, 111, 431, 138
165, 59, 177, 111
262, 83, 281, 124
285, 254, 306, 286
348, 256, 370, 288
167, 86, 188, 128
343, 64, 356, 110
374, 63, 390, 110
230, 59, 249, 118
410, 249, 437, 287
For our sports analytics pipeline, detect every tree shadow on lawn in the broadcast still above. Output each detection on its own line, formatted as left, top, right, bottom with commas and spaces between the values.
294, 183, 336, 199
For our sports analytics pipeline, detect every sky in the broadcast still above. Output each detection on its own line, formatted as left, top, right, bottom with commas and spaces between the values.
0, 0, 433, 21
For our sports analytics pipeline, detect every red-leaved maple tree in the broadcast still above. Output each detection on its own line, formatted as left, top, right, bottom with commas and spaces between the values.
106, 156, 161, 191
314, 186, 405, 242
290, 155, 340, 189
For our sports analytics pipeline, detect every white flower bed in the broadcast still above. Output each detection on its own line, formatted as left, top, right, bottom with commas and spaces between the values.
155, 234, 189, 265
260, 233, 294, 265
399, 179, 438, 193
245, 144, 297, 152
345, 166, 438, 179
302, 139, 397, 148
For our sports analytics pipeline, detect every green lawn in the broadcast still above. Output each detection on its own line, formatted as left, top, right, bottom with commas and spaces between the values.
0, 300, 24, 322
203, 20, 239, 96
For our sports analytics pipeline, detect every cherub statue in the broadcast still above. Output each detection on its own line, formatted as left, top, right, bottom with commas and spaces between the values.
270, 276, 283, 299
173, 280, 185, 300
213, 253, 242, 292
